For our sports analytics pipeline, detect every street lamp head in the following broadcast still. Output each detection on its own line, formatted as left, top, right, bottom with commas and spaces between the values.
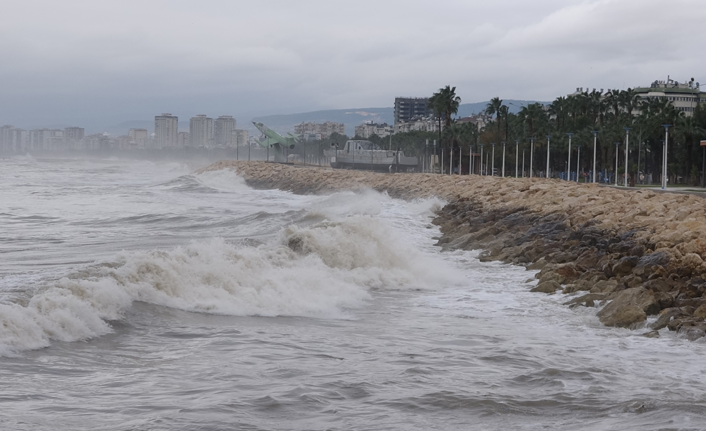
567, 132, 573, 137
624, 127, 632, 132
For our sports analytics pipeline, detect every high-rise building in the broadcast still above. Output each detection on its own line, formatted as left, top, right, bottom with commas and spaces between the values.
1, 125, 15, 151
65, 127, 85, 150
233, 129, 248, 147
177, 132, 190, 148
155, 113, 178, 148
128, 128, 148, 148
394, 97, 432, 127
214, 115, 236, 147
189, 115, 214, 147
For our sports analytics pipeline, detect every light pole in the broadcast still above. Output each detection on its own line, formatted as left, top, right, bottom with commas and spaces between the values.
529, 137, 534, 178
431, 139, 436, 173
522, 149, 526, 178
591, 130, 598, 183
546, 135, 551, 179
624, 127, 631, 187
614, 142, 619, 186
491, 143, 496, 176
515, 140, 519, 178
662, 124, 671, 189
480, 144, 484, 176
576, 146, 581, 183
566, 133, 573, 181
502, 141, 506, 178
469, 144, 473, 175
450, 146, 454, 175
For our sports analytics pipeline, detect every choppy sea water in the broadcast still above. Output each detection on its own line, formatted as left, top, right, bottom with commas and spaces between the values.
1, 156, 706, 431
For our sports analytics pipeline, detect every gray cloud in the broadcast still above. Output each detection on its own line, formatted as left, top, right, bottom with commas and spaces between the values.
1, 0, 704, 130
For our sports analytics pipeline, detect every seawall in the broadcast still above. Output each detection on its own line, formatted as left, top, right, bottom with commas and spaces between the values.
200, 161, 706, 339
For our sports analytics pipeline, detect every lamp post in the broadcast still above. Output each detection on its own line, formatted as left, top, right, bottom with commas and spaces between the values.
662, 124, 671, 189
623, 128, 631, 187
469, 144, 473, 175
545, 135, 551, 179
450, 147, 454, 175
480, 144, 484, 176
522, 149, 526, 178
502, 141, 506, 178
431, 139, 436, 172
591, 130, 598, 183
491, 143, 496, 176
566, 133, 573, 181
576, 146, 581, 183
614, 142, 619, 186
458, 144, 462, 175
529, 137, 534, 178
515, 140, 519, 178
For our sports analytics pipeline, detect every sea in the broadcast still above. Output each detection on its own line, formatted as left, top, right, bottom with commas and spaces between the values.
1, 156, 706, 431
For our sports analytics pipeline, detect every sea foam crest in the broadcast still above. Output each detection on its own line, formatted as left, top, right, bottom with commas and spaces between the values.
0, 210, 458, 355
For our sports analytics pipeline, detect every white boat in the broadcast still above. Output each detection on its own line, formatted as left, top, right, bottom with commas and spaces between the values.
324, 140, 418, 172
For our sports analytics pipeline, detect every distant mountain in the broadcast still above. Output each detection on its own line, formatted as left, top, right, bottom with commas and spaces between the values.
251, 100, 547, 136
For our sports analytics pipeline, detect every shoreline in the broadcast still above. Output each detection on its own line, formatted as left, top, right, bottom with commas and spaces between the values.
199, 161, 706, 339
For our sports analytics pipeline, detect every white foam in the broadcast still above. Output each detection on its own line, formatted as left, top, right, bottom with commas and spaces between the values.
192, 169, 251, 192
0, 210, 461, 355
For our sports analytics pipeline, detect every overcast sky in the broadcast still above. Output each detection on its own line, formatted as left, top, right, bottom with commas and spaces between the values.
1, 0, 705, 128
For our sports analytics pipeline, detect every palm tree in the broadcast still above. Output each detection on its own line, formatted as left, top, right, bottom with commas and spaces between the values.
485, 97, 504, 122
518, 103, 546, 137
429, 85, 462, 173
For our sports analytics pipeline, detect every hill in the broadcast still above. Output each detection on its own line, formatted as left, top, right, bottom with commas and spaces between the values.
251, 99, 547, 136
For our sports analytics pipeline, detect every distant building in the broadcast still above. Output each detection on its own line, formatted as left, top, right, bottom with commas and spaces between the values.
0, 125, 27, 152
128, 128, 149, 148
233, 129, 248, 147
155, 113, 179, 148
214, 115, 236, 147
394, 116, 440, 134
457, 114, 490, 130
354, 121, 393, 139
190, 114, 213, 147
64, 127, 85, 150
394, 97, 433, 127
177, 132, 190, 148
634, 77, 704, 117
294, 121, 345, 138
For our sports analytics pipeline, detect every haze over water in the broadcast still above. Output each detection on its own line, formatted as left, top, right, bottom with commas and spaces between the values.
2, 157, 706, 430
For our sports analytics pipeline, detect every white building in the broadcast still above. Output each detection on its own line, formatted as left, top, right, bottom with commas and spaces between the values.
128, 128, 149, 148
155, 113, 179, 148
394, 116, 440, 134
214, 115, 236, 147
294, 121, 345, 138
189, 114, 214, 147
355, 121, 393, 139
634, 77, 704, 117
233, 129, 248, 147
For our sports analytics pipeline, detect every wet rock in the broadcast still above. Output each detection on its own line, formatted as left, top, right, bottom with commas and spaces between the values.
531, 280, 561, 294
651, 307, 685, 330
642, 330, 660, 338
598, 305, 646, 328
693, 304, 706, 320
563, 279, 592, 294
612, 256, 640, 277
678, 322, 706, 341
597, 287, 660, 327
637, 251, 671, 270
590, 279, 619, 294
564, 293, 605, 308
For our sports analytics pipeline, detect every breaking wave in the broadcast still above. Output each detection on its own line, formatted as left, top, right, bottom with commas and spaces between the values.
0, 208, 460, 355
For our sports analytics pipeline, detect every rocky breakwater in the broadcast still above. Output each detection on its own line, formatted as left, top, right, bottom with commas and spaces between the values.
201, 161, 706, 339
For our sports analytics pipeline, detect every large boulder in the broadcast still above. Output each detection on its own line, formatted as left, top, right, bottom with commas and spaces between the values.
597, 287, 660, 328
531, 280, 561, 294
